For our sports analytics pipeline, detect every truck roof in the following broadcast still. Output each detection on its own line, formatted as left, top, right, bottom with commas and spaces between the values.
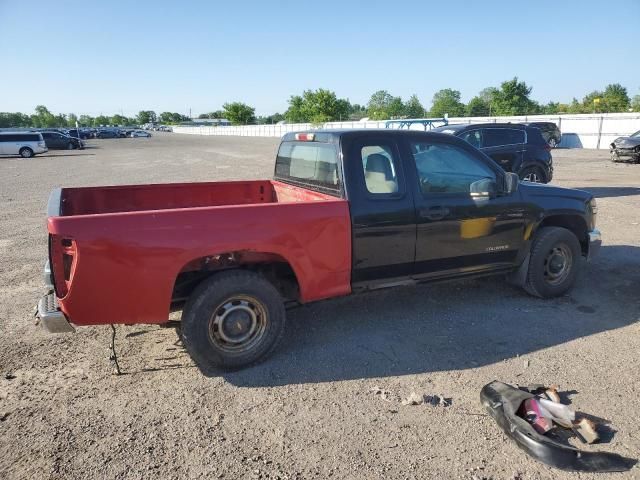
281, 129, 457, 143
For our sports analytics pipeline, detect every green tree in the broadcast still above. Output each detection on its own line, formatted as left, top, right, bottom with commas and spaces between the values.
94, 115, 110, 126
284, 95, 306, 123
110, 114, 128, 126
53, 113, 67, 126
136, 110, 157, 124
284, 89, 351, 123
162, 112, 173, 123
67, 113, 78, 127
0, 112, 30, 127
403, 95, 425, 118
631, 95, 640, 112
491, 78, 538, 115
33, 105, 57, 127
222, 102, 256, 125
256, 113, 285, 124
582, 91, 604, 113
429, 89, 465, 117
78, 115, 94, 126
567, 97, 585, 114
541, 102, 560, 114
348, 103, 367, 120
159, 112, 178, 123
479, 87, 499, 104
367, 90, 404, 120
602, 83, 630, 112
465, 97, 490, 117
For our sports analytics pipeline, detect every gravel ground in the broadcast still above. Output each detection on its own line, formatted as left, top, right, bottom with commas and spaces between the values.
1, 134, 639, 480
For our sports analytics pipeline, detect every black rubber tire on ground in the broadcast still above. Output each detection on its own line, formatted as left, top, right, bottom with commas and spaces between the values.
19, 147, 34, 158
524, 227, 581, 298
180, 270, 286, 371
67, 142, 75, 150
519, 166, 546, 183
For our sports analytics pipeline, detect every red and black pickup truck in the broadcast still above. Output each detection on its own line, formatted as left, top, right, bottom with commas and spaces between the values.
37, 129, 601, 369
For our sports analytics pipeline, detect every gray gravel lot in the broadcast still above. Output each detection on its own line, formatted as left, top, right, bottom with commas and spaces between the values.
1, 133, 639, 479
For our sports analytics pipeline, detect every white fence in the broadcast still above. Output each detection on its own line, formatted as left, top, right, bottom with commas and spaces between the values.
173, 112, 640, 149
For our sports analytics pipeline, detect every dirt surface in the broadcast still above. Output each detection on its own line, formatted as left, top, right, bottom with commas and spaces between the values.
1, 134, 639, 480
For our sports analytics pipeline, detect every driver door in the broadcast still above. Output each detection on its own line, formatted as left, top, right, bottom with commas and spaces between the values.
404, 138, 526, 278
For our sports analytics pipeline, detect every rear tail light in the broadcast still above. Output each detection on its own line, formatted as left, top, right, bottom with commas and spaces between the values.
295, 133, 315, 141
49, 235, 77, 297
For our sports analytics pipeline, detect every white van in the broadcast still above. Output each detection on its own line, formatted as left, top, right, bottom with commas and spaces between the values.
0, 132, 48, 158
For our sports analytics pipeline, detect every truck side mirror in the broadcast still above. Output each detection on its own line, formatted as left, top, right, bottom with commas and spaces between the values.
503, 172, 519, 195
470, 178, 497, 198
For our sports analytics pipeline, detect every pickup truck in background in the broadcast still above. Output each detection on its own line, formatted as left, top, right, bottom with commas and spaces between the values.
37, 129, 601, 370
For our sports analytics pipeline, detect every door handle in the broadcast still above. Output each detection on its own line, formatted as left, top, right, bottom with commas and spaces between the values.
419, 206, 450, 220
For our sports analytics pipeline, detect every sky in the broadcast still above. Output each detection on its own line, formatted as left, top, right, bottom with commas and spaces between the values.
0, 0, 639, 117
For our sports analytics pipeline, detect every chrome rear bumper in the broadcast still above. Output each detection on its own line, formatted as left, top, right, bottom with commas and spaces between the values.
37, 292, 74, 333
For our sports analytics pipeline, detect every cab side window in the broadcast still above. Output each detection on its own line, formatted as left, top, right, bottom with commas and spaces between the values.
460, 129, 482, 149
361, 145, 399, 194
483, 128, 524, 147
410, 141, 496, 195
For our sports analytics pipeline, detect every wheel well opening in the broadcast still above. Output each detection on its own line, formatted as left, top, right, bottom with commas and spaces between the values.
171, 251, 300, 308
539, 215, 588, 255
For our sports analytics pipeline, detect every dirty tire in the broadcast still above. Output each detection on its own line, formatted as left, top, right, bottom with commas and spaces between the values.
19, 147, 34, 158
524, 227, 581, 298
181, 270, 286, 371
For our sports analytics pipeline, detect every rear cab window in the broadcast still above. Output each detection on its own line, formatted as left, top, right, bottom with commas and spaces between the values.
274, 136, 340, 196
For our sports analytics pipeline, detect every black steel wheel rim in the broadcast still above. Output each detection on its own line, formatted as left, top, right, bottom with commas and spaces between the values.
543, 243, 572, 285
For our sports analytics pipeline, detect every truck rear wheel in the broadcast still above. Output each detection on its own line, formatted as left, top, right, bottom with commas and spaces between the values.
524, 227, 581, 298
181, 270, 286, 370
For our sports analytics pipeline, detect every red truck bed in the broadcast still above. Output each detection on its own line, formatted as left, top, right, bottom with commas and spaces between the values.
58, 179, 335, 215
48, 180, 352, 326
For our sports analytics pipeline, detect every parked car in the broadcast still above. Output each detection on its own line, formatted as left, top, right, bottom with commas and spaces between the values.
610, 129, 640, 163
119, 128, 135, 138
130, 130, 151, 137
36, 129, 600, 370
432, 123, 553, 183
66, 129, 92, 140
40, 131, 83, 150
95, 129, 120, 139
0, 131, 48, 158
525, 122, 562, 148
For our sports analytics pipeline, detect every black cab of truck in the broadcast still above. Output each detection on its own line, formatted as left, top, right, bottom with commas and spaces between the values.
280, 129, 600, 298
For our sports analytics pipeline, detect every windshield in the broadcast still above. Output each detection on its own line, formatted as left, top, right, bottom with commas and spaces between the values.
631, 130, 640, 138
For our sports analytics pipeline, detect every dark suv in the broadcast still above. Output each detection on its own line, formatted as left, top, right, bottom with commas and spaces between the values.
432, 123, 553, 183
40, 131, 83, 150
524, 122, 562, 148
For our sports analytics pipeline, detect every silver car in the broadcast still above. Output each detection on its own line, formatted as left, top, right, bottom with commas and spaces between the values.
0, 132, 48, 158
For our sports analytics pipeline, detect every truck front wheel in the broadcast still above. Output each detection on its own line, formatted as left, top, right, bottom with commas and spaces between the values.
524, 227, 581, 298
181, 270, 286, 371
